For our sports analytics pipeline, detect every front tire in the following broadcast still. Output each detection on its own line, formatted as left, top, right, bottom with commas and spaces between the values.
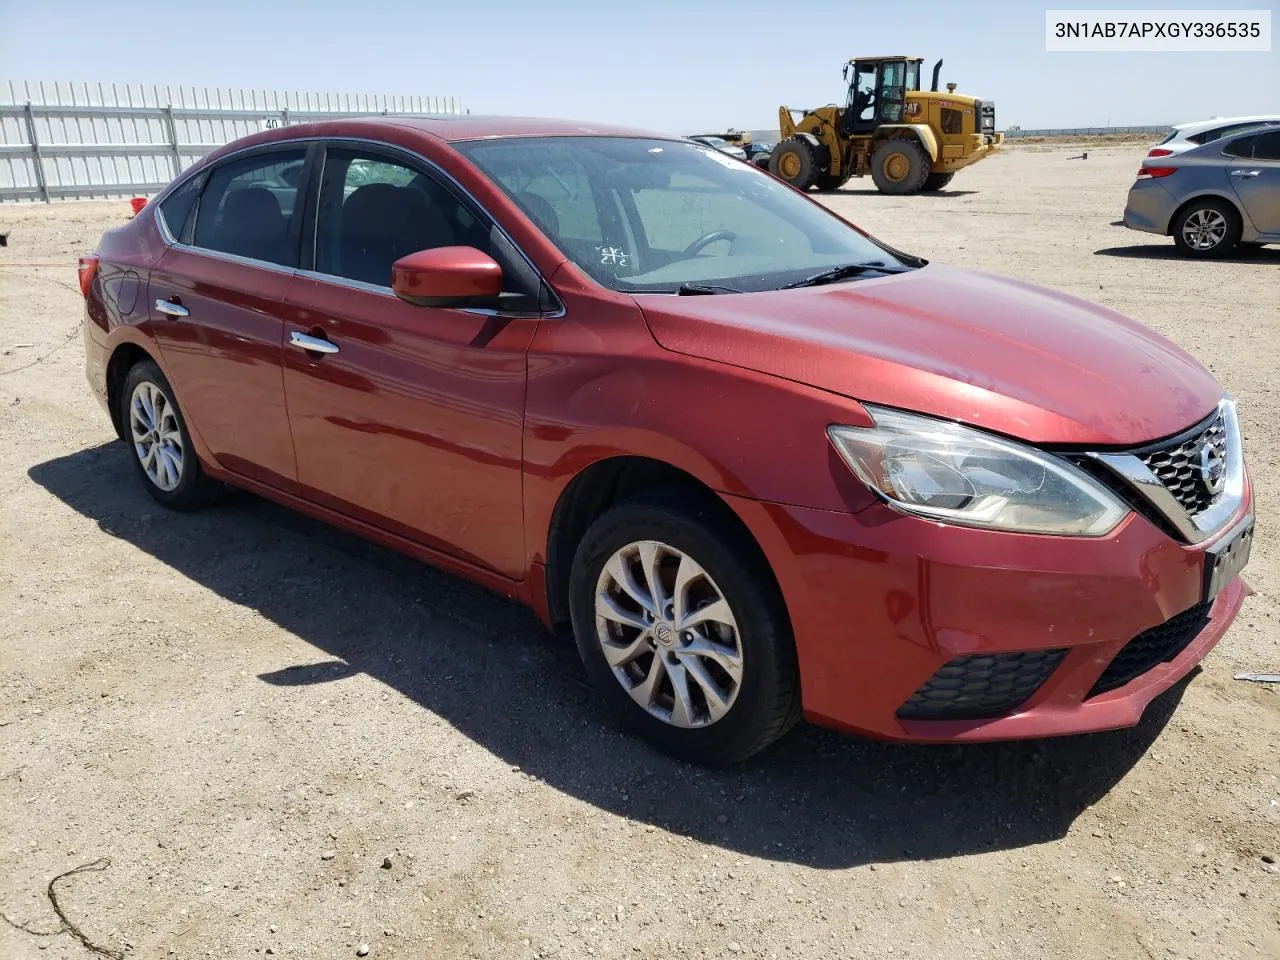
870, 139, 931, 194
769, 138, 819, 191
1171, 198, 1241, 258
569, 496, 801, 765
120, 360, 222, 510
921, 172, 955, 192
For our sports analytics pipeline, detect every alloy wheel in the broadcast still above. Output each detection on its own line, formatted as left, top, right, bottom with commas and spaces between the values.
1181, 208, 1228, 251
129, 380, 184, 492
593, 539, 744, 728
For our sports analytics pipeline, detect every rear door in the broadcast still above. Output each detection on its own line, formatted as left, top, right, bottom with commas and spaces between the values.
280, 143, 546, 577
1224, 131, 1280, 235
148, 146, 312, 490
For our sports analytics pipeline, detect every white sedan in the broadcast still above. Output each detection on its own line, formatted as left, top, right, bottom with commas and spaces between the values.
1148, 115, 1280, 158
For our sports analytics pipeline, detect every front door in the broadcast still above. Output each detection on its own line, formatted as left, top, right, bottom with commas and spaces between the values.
147, 146, 310, 490
281, 145, 544, 578
848, 62, 880, 134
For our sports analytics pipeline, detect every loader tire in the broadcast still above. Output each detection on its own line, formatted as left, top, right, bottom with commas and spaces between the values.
815, 173, 850, 191
770, 139, 819, 191
921, 172, 955, 192
870, 140, 931, 195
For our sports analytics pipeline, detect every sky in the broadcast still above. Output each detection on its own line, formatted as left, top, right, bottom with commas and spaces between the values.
1, 0, 1276, 132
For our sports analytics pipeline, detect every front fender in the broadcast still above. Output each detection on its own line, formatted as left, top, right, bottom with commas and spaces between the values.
521, 271, 880, 571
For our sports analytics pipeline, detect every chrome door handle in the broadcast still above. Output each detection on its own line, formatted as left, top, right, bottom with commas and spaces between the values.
289, 331, 339, 355
154, 299, 189, 318
1229, 170, 1261, 177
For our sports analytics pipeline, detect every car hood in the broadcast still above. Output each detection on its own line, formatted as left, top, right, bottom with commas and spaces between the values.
636, 263, 1221, 446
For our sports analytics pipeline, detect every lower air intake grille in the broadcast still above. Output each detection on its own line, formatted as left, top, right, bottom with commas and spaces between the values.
1087, 601, 1213, 698
897, 649, 1068, 721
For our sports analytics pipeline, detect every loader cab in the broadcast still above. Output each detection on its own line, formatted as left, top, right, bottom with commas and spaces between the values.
843, 56, 923, 134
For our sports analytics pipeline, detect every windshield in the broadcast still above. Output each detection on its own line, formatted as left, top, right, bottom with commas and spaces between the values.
453, 136, 913, 293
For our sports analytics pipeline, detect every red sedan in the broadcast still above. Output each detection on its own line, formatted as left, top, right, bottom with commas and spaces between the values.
79, 116, 1254, 764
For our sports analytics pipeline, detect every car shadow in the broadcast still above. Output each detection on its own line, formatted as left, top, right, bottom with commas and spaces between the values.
1095, 243, 1280, 263
820, 187, 981, 198
29, 442, 1189, 869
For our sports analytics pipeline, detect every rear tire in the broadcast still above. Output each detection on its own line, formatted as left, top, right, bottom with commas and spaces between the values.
1171, 198, 1241, 258
921, 172, 955, 192
569, 495, 801, 765
120, 360, 222, 510
870, 139, 931, 195
769, 138, 819, 191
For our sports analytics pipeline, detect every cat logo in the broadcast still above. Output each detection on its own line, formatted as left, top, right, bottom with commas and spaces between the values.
906, 102, 921, 117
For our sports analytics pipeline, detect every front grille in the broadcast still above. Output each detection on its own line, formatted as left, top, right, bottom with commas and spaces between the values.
897, 649, 1067, 721
1140, 413, 1226, 519
1087, 601, 1212, 698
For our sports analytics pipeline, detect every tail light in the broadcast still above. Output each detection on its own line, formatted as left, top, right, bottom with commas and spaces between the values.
1137, 165, 1177, 179
1147, 148, 1174, 158
77, 255, 100, 299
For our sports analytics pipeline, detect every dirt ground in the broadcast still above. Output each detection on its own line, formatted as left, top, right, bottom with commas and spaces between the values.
1, 144, 1278, 960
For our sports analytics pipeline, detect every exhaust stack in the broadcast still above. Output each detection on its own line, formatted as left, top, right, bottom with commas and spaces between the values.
931, 59, 943, 92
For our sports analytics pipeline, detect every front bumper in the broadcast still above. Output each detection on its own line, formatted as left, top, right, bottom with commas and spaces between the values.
727, 485, 1252, 743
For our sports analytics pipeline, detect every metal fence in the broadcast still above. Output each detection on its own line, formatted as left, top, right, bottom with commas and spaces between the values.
0, 81, 464, 202
1002, 125, 1169, 138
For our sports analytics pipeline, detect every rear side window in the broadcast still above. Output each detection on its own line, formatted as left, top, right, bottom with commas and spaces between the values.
1223, 135, 1257, 159
158, 173, 205, 242
1253, 132, 1280, 161
1156, 128, 1179, 145
191, 149, 307, 266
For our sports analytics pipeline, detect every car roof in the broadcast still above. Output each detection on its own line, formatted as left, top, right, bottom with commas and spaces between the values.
377, 114, 677, 143
196, 115, 693, 172
1212, 122, 1280, 142
1171, 115, 1280, 135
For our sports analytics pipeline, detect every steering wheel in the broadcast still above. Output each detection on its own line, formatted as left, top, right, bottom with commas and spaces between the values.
683, 230, 738, 257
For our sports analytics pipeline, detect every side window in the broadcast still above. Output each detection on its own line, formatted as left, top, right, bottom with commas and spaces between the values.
191, 149, 307, 266
1223, 135, 1256, 159
1253, 132, 1280, 161
313, 147, 541, 311
157, 172, 205, 243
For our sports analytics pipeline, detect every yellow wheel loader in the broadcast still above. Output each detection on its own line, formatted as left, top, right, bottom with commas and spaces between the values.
770, 56, 1003, 194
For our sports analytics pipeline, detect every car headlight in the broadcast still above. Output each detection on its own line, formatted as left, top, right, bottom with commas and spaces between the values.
828, 406, 1129, 536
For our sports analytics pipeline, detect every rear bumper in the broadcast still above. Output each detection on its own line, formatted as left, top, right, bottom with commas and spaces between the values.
83, 307, 110, 418
941, 133, 1002, 172
727, 490, 1252, 743
1123, 179, 1176, 235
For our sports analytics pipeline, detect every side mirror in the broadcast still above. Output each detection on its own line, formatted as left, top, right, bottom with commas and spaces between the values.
391, 246, 502, 308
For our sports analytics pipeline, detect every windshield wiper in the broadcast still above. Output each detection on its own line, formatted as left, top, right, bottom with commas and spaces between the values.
778, 262, 910, 290
676, 283, 743, 295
